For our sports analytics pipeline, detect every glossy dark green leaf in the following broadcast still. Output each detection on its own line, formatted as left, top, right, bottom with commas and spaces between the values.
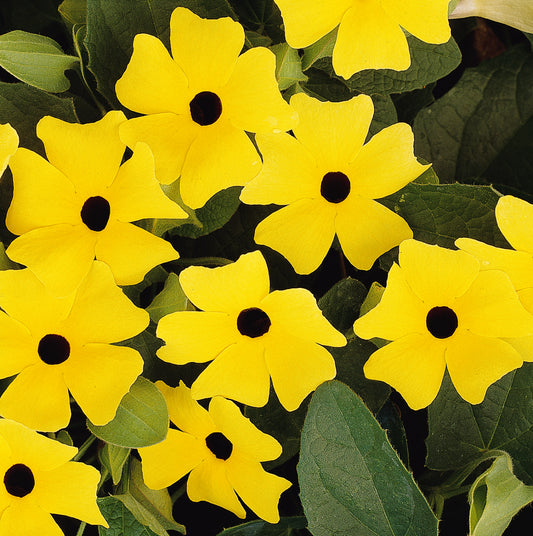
59, 0, 87, 25
228, 0, 284, 43
146, 272, 188, 323
217, 517, 307, 535
98, 496, 159, 536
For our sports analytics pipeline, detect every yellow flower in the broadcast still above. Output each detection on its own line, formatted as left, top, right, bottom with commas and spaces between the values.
0, 418, 107, 535
241, 93, 426, 275
457, 195, 533, 361
353, 239, 533, 409
0, 123, 18, 176
157, 251, 346, 411
0, 262, 148, 432
139, 382, 291, 523
115, 7, 297, 209
6, 111, 186, 296
274, 0, 451, 78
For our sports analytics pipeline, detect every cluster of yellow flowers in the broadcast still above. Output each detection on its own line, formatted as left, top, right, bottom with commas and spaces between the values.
0, 4, 532, 533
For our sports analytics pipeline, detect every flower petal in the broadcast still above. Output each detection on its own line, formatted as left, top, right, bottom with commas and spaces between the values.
445, 333, 522, 405
34, 461, 106, 526
180, 120, 261, 209
495, 195, 533, 254
208, 397, 282, 462
290, 93, 374, 170
37, 112, 126, 195
191, 340, 271, 407
0, 364, 71, 432
179, 250, 270, 314
7, 148, 79, 235
333, 3, 410, 78
119, 113, 199, 185
0, 122, 18, 175
170, 7, 244, 90
94, 220, 179, 286
364, 333, 447, 410
336, 197, 412, 270
139, 429, 207, 489
157, 311, 237, 365
261, 288, 346, 346
254, 199, 336, 275
222, 47, 297, 134
63, 344, 143, 426
115, 33, 188, 115
504, 335, 533, 363
0, 312, 35, 378
240, 132, 319, 205
6, 224, 97, 297
0, 501, 64, 536
226, 453, 291, 523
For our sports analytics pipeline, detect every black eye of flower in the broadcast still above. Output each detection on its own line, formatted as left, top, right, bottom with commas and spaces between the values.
320, 171, 351, 203
4, 464, 35, 497
38, 334, 71, 365
426, 306, 458, 339
237, 307, 271, 338
205, 432, 233, 460
190, 91, 223, 126
81, 196, 111, 232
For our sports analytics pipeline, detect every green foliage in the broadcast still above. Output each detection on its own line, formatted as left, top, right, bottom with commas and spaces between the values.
59, 0, 87, 26
98, 443, 130, 485
298, 381, 438, 536
271, 42, 307, 91
146, 272, 188, 323
217, 517, 307, 535
98, 496, 160, 536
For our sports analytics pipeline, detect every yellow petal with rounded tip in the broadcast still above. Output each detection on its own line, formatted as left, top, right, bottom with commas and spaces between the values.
445, 333, 522, 405
180, 120, 260, 209
226, 453, 291, 523
64, 344, 143, 426
170, 7, 244, 90
179, 250, 269, 314
354, 263, 428, 341
399, 239, 480, 304
336, 197, 412, 271
0, 122, 18, 175
34, 461, 106, 526
37, 112, 126, 195
364, 333, 447, 410
94, 220, 179, 286
495, 195, 533, 254
7, 148, 79, 235
119, 113, 199, 185
6, 224, 97, 297
333, 2, 410, 78
157, 311, 237, 365
275, 0, 352, 48
291, 93, 374, 170
504, 335, 533, 362
261, 288, 346, 347
139, 429, 207, 490
254, 198, 336, 275
208, 397, 282, 462
115, 33, 188, 115
0, 364, 71, 432
191, 340, 270, 407
0, 501, 64, 536
222, 47, 297, 134
0, 312, 35, 378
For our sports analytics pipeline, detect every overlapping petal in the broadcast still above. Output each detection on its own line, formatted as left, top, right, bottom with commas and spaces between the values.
0, 122, 18, 175
495, 195, 533, 254
0, 501, 64, 536
0, 313, 35, 378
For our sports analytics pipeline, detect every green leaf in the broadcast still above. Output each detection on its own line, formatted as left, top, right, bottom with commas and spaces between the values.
99, 443, 130, 485
217, 517, 307, 535
229, 0, 284, 43
87, 376, 169, 448
59, 0, 87, 25
426, 364, 533, 484
146, 272, 188, 323
0, 243, 17, 270
469, 453, 533, 536
271, 43, 307, 91
414, 45, 533, 196
98, 496, 159, 536
301, 28, 337, 71
298, 381, 438, 536
0, 30, 79, 92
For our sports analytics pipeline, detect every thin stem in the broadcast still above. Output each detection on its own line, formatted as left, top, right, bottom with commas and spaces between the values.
75, 522, 87, 536
73, 435, 97, 462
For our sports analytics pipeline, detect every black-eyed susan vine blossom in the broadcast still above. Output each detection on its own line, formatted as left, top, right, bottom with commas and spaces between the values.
354, 239, 533, 409
0, 262, 147, 432
157, 251, 346, 411
241, 93, 428, 274
115, 7, 297, 209
273, 0, 451, 78
6, 111, 186, 296
139, 382, 291, 522
0, 419, 106, 534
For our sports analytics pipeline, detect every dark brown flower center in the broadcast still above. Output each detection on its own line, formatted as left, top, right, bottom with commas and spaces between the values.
190, 91, 223, 126
205, 432, 233, 460
321, 171, 351, 203
237, 307, 271, 338
81, 196, 110, 231
38, 334, 70, 365
4, 464, 35, 497
426, 306, 458, 339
